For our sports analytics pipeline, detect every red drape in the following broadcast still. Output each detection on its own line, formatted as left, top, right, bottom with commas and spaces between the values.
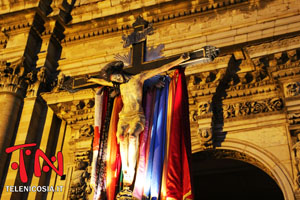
166, 68, 193, 200
106, 95, 123, 200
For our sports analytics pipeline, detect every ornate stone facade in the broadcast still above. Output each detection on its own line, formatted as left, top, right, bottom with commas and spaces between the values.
1, 0, 300, 199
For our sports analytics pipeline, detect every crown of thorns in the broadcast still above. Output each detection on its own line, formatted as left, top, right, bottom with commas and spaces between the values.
100, 61, 124, 81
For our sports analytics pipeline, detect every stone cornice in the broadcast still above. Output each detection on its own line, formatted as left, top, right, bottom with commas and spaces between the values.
41, 88, 95, 105
61, 0, 249, 43
0, 8, 38, 31
246, 35, 300, 59
185, 55, 231, 76
0, 0, 39, 15
70, 0, 248, 25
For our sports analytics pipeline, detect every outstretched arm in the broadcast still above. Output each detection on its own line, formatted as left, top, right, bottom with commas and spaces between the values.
139, 53, 190, 82
87, 78, 114, 87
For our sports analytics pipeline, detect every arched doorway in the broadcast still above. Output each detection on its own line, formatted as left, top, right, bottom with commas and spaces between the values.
192, 150, 284, 200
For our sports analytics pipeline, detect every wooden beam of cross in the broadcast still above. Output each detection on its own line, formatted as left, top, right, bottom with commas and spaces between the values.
123, 16, 210, 74
68, 16, 218, 90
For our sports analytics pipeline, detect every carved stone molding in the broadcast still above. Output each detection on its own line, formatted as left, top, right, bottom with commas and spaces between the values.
222, 97, 283, 119
50, 99, 95, 128
270, 49, 300, 79
246, 35, 300, 59
289, 113, 300, 126
188, 55, 277, 100
193, 97, 283, 121
188, 68, 226, 92
69, 161, 92, 200
63, 0, 248, 43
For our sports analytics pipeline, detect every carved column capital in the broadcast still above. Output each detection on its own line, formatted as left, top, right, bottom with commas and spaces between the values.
0, 56, 27, 95
25, 67, 48, 98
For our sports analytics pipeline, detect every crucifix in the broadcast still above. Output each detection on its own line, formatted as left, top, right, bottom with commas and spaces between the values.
67, 16, 219, 194
122, 16, 217, 75
70, 16, 218, 90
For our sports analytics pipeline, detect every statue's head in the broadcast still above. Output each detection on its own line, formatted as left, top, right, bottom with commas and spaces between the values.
101, 61, 128, 84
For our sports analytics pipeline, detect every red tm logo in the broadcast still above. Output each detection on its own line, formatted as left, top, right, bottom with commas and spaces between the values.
5, 143, 63, 183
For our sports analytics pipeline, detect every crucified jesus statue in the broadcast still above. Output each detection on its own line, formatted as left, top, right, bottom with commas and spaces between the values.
89, 53, 189, 186
88, 46, 219, 188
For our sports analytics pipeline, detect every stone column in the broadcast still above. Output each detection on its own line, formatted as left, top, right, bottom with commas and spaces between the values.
0, 93, 23, 193
0, 93, 23, 154
2, 96, 48, 200
0, 58, 26, 192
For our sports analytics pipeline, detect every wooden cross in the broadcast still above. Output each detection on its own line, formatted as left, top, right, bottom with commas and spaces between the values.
123, 16, 209, 74
123, 16, 183, 74
71, 16, 211, 89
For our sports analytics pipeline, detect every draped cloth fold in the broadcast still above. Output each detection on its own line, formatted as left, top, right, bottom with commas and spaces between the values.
143, 88, 161, 198
94, 88, 113, 200
91, 87, 104, 188
166, 68, 193, 200
151, 77, 169, 198
92, 69, 193, 200
106, 95, 123, 200
133, 88, 156, 199
143, 78, 170, 199
161, 74, 176, 200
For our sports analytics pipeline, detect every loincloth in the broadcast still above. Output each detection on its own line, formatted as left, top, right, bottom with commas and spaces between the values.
117, 112, 146, 138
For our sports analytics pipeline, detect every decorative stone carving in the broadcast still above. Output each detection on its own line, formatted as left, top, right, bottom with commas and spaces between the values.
222, 98, 283, 119
69, 161, 92, 200
284, 82, 300, 97
270, 49, 300, 79
197, 128, 213, 149
192, 98, 283, 121
288, 113, 300, 125
25, 67, 47, 97
54, 99, 95, 127
190, 110, 197, 122
53, 72, 66, 92
252, 58, 269, 82
292, 131, 300, 189
187, 75, 196, 90
0, 56, 26, 94
286, 50, 298, 65
53, 72, 77, 93
197, 102, 211, 116
79, 124, 93, 138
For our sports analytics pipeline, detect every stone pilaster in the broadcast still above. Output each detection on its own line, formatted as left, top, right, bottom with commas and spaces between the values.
2, 97, 47, 200
0, 12, 46, 197
27, 108, 63, 200
0, 57, 27, 192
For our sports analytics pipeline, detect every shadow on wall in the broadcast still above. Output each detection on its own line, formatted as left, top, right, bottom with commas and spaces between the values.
211, 55, 242, 147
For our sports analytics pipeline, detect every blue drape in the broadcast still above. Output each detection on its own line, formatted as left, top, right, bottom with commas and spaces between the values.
143, 77, 170, 199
